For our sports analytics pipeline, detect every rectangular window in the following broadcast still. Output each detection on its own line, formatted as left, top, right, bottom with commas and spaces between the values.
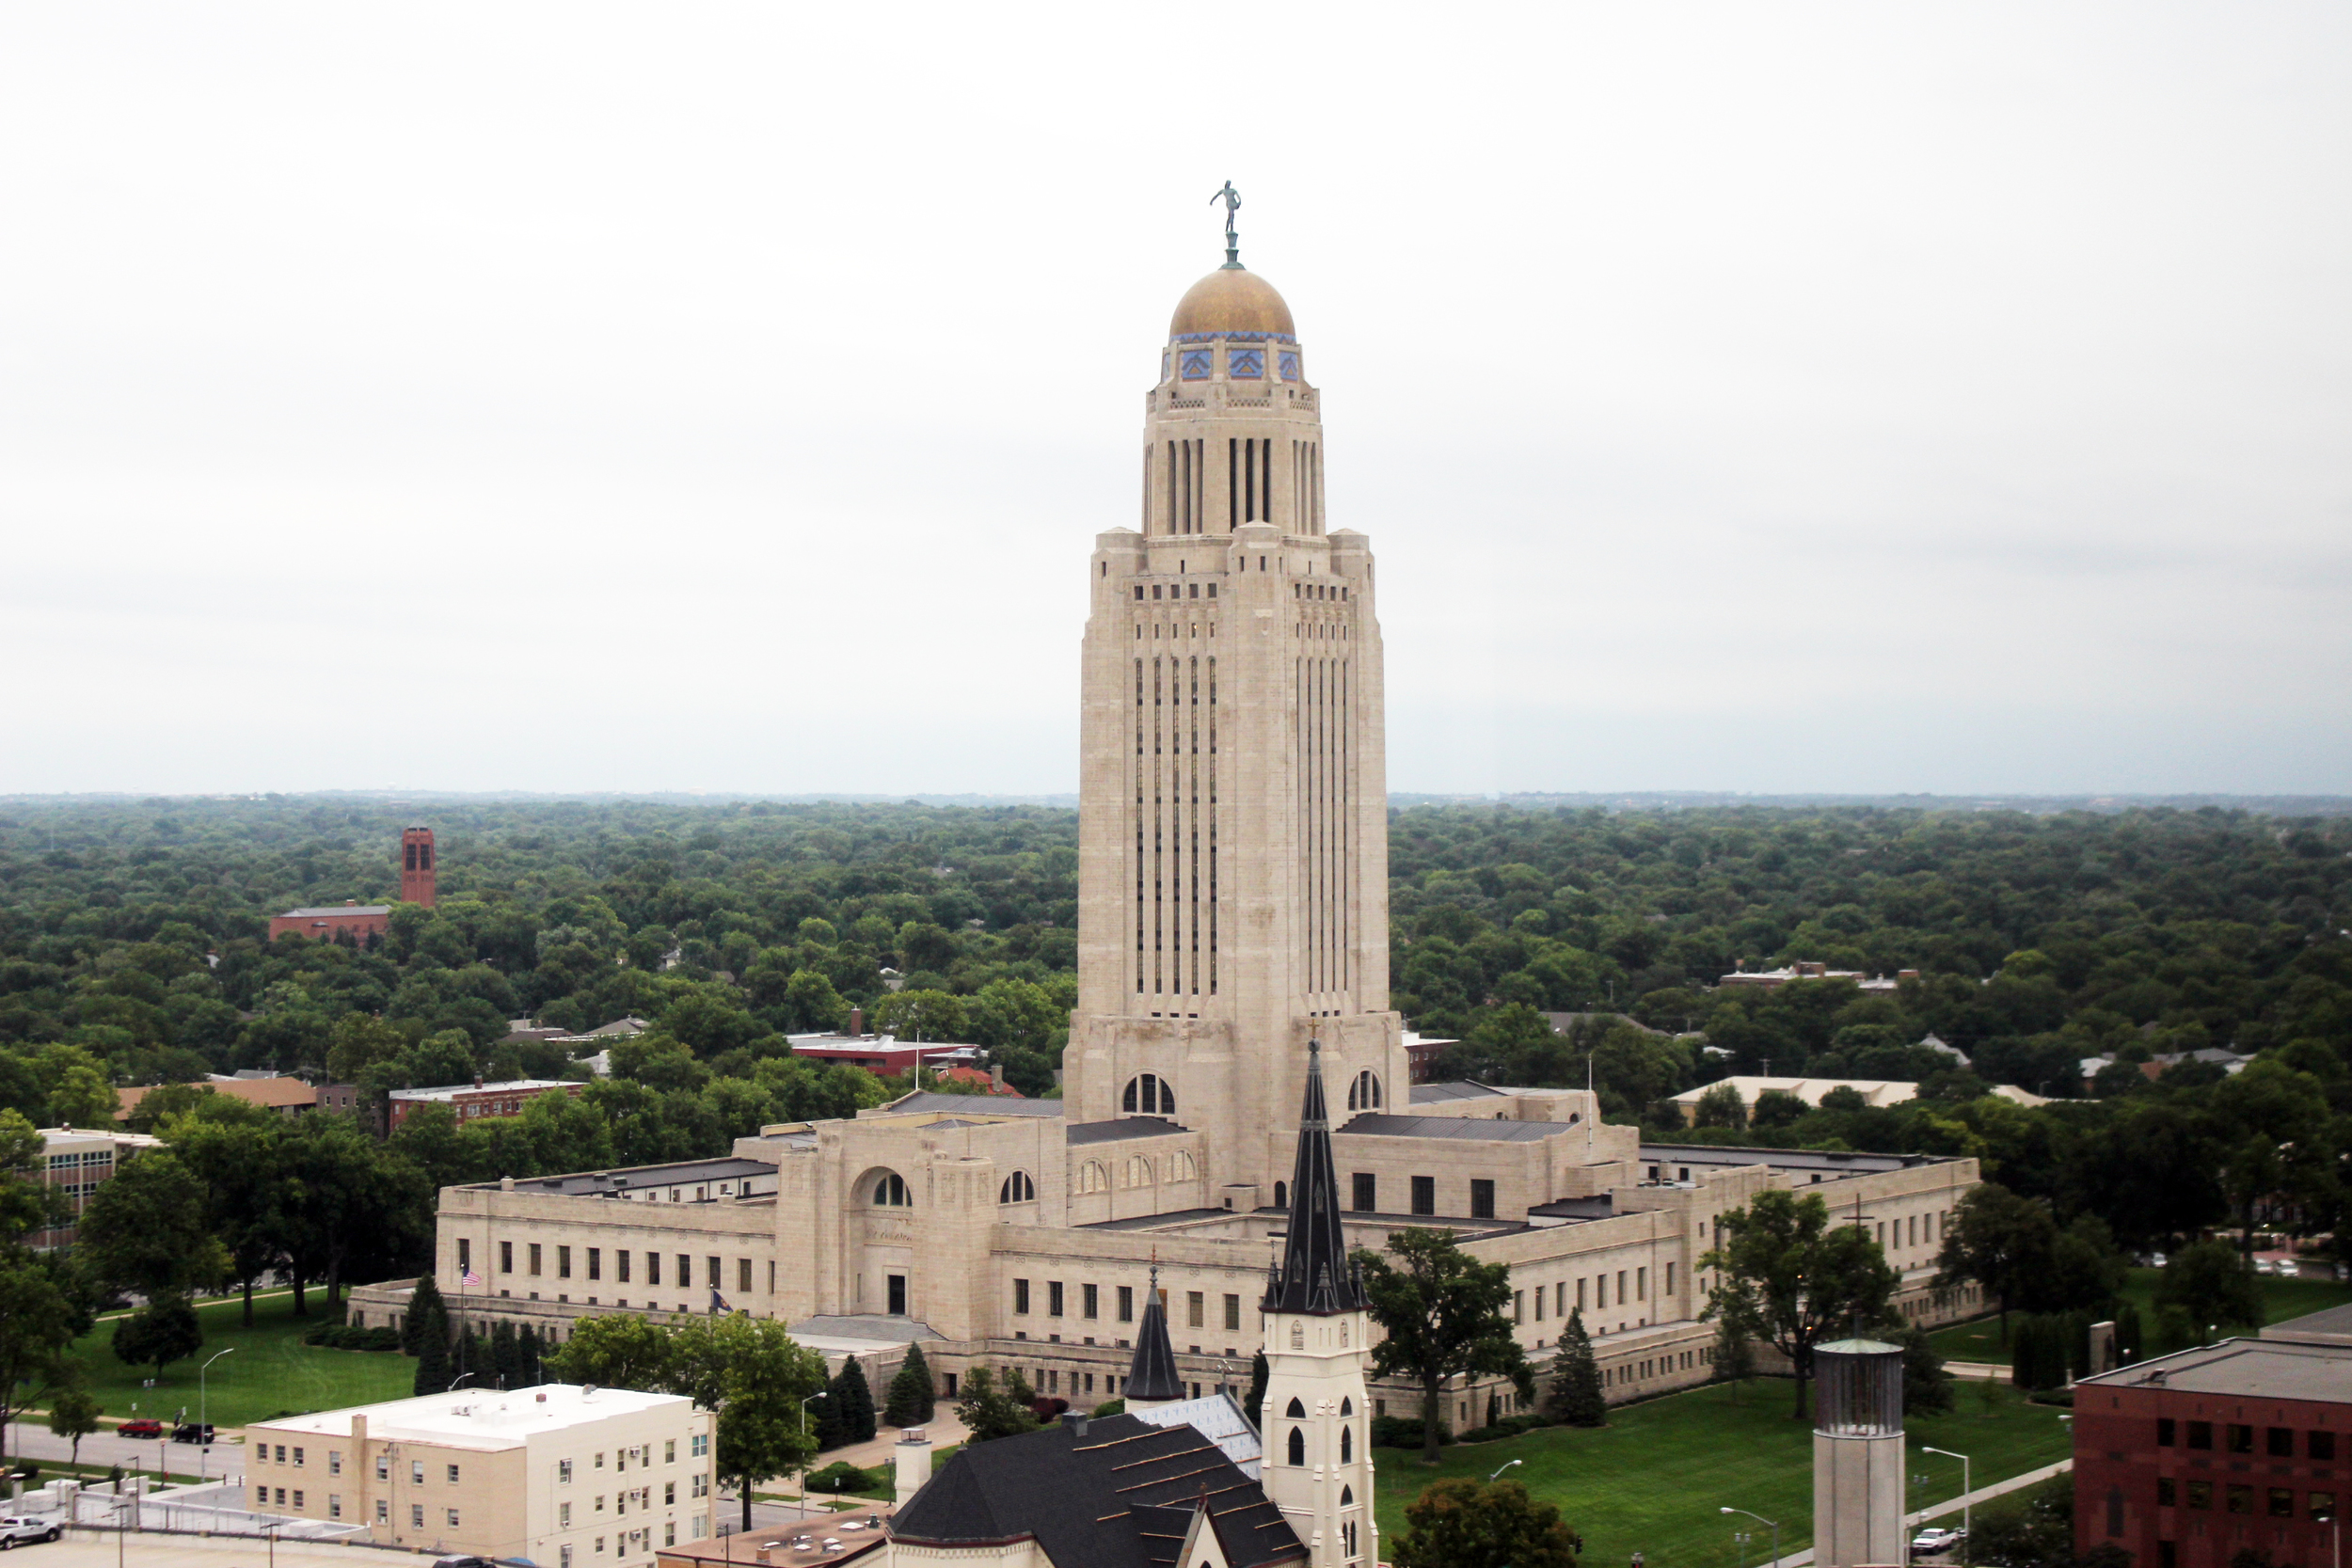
529, 1243, 543, 1276
560, 1459, 574, 1483
376, 1499, 389, 1525
327, 1452, 341, 1476
457, 1238, 469, 1275
1014, 1278, 1031, 1314
739, 1259, 752, 1293
1187, 1291, 1204, 1328
2315, 1431, 2339, 1463
1411, 1176, 1436, 1216
665, 1440, 675, 1464
2312, 1493, 2337, 1523
1225, 1293, 1241, 1331
411, 1504, 424, 1528
1048, 1281, 1064, 1317
2158, 1417, 2176, 1447
448, 1508, 462, 1528
1617, 1270, 1628, 1304
707, 1256, 720, 1291
1665, 1262, 1675, 1296
2187, 1421, 2213, 1449
647, 1253, 660, 1286
411, 1461, 423, 1484
447, 1464, 460, 1483
588, 1248, 600, 1281
2186, 1481, 2213, 1511
559, 1245, 572, 1279
1470, 1180, 1495, 1219
2269, 1427, 2296, 1458
328, 1495, 342, 1519
2270, 1489, 2296, 1519
2227, 1484, 2253, 1515
618, 1251, 631, 1284
562, 1503, 573, 1527
2228, 1424, 2255, 1455
1119, 1286, 1134, 1323
293, 1447, 305, 1467
1084, 1283, 1099, 1319
1514, 1291, 1524, 1323
501, 1240, 513, 1274
292, 1490, 304, 1509
1353, 1173, 1376, 1212
1638, 1266, 1647, 1301
677, 1255, 691, 1288
2158, 1478, 2177, 1507
255, 1486, 268, 1508
1577, 1278, 1587, 1311
376, 1456, 389, 1481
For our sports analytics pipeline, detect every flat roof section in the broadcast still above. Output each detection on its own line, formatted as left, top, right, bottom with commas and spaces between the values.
1638, 1142, 1947, 1174
2265, 1304, 2352, 1344
1338, 1113, 1570, 1143
252, 1383, 691, 1449
1410, 1082, 1511, 1103
881, 1092, 1064, 1117
1067, 1117, 1187, 1146
1078, 1206, 1239, 1230
2080, 1338, 2352, 1402
493, 1156, 779, 1197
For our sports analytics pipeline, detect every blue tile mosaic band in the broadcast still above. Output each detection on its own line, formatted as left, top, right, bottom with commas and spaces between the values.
1180, 349, 1213, 380
1229, 348, 1264, 378
1279, 352, 1300, 382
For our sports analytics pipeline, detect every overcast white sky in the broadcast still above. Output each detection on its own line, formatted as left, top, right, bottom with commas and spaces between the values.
4, 3, 2347, 797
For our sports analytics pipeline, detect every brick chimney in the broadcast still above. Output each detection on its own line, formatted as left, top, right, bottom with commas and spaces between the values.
849, 1006, 866, 1038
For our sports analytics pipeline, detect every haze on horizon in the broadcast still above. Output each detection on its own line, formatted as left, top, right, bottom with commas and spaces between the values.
4, 4, 2346, 800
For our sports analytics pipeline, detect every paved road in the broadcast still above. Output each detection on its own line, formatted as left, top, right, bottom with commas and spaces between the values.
4, 1420, 241, 1480
28, 1530, 373, 1567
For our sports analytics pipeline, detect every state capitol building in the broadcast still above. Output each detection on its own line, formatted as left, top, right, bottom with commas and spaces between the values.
359, 226, 1980, 1428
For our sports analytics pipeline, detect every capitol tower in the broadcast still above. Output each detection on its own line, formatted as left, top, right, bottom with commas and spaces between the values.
1066, 198, 1406, 1197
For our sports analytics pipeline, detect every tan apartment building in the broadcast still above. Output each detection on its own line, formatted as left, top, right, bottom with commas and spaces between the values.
246, 1384, 713, 1566
31, 1125, 161, 1249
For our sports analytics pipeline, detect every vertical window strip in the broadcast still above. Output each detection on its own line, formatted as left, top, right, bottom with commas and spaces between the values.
1228, 438, 1238, 531
1208, 655, 1218, 993
1135, 657, 1146, 991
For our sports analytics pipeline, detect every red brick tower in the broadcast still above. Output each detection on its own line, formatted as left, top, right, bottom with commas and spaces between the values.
401, 826, 437, 909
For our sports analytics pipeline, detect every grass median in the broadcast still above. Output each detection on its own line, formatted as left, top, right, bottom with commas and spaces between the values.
1369, 1376, 2070, 1568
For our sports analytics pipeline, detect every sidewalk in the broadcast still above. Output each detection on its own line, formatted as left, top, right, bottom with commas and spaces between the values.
1760, 1458, 2074, 1568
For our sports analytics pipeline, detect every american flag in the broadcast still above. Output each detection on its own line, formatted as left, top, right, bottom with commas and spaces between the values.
461, 1269, 482, 1287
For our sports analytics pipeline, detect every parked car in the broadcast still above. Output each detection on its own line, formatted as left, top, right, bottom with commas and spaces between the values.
1912, 1527, 1965, 1555
169, 1423, 215, 1446
116, 1419, 164, 1439
0, 1514, 62, 1547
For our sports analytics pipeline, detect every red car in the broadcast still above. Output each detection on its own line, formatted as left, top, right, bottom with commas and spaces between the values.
117, 1419, 165, 1439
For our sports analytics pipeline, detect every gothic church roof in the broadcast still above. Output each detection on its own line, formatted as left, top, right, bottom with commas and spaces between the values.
1263, 1041, 1369, 1316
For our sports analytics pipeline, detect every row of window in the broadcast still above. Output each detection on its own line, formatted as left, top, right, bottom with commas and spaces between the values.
1136, 581, 1217, 601
1009, 1279, 1248, 1333
1517, 1267, 1668, 1322
559, 1527, 675, 1566
1346, 1171, 1497, 1219
2159, 1418, 2339, 1459
553, 1479, 696, 1527
2156, 1480, 2336, 1520
464, 1240, 766, 1295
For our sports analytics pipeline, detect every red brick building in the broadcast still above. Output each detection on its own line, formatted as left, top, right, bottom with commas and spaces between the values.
385, 1077, 580, 1132
266, 900, 392, 945
2074, 1329, 2352, 1568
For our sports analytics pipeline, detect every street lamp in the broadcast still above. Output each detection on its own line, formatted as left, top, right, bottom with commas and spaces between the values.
1489, 1459, 1523, 1482
796, 1393, 829, 1513
199, 1349, 233, 1482
1723, 1506, 1781, 1568
1923, 1446, 1974, 1568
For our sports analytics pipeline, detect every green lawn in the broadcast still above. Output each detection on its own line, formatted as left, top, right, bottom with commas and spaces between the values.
1928, 1267, 2352, 1365
1371, 1378, 2072, 1568
64, 1291, 419, 1433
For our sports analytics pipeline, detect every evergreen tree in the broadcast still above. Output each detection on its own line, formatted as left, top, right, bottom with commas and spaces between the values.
1245, 1351, 1269, 1433
1894, 1321, 1953, 1415
518, 1324, 544, 1386
883, 1342, 935, 1428
832, 1355, 877, 1445
491, 1320, 521, 1389
411, 1290, 452, 1397
1549, 1308, 1607, 1427
1485, 1392, 1502, 1431
404, 1274, 446, 1357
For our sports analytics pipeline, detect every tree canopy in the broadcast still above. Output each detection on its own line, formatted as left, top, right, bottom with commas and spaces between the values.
1356, 1228, 1534, 1466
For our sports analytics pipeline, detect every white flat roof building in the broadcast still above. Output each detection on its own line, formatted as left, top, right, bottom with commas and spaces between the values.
246, 1383, 712, 1567
1667, 1075, 1919, 1122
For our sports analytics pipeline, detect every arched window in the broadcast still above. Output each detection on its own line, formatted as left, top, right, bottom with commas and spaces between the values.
1285, 1397, 1306, 1418
1340, 1426, 1352, 1462
1274, 1180, 1287, 1210
1346, 1070, 1382, 1112
1122, 1073, 1177, 1117
1287, 1428, 1306, 1466
1122, 1157, 1156, 1189
1169, 1150, 1197, 1181
1076, 1162, 1109, 1195
1341, 1486, 1354, 1507
1340, 1396, 1353, 1417
1343, 1520, 1359, 1559
872, 1172, 910, 1207
998, 1171, 1036, 1203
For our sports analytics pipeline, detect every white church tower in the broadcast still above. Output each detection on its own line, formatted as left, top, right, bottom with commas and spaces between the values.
1259, 1041, 1375, 1568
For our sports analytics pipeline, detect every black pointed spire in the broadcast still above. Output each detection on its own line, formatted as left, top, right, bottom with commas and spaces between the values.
1263, 1041, 1367, 1316
1125, 1262, 1184, 1402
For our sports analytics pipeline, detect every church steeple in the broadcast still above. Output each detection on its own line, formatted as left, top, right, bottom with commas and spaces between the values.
1124, 1264, 1185, 1408
1263, 1041, 1366, 1317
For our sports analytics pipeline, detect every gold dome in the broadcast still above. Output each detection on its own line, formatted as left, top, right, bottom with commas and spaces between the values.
1169, 266, 1295, 338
